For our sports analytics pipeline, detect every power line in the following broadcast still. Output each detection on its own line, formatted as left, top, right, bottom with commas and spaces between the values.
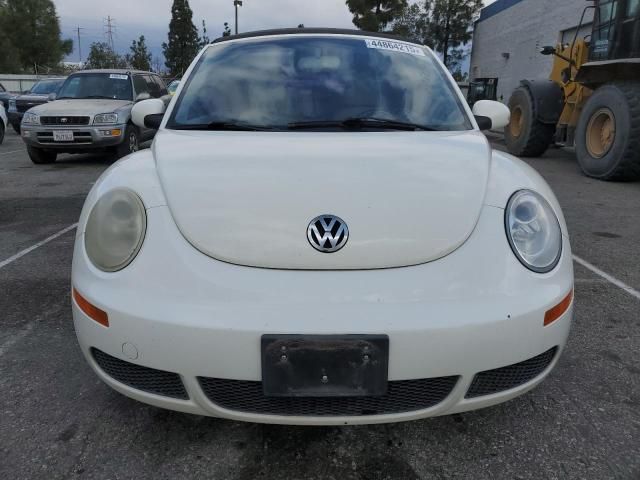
104, 16, 116, 51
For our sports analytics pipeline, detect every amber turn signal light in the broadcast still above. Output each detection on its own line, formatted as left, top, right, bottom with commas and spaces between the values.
544, 289, 573, 326
73, 288, 109, 327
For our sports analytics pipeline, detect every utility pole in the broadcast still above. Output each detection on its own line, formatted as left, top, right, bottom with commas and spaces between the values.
76, 26, 85, 63
233, 0, 243, 35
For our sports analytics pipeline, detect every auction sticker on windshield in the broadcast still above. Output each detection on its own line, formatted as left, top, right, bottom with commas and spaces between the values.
110, 74, 129, 80
365, 38, 425, 56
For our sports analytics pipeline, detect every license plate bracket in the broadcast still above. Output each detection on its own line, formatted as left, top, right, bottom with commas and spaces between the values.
53, 131, 74, 142
261, 335, 389, 397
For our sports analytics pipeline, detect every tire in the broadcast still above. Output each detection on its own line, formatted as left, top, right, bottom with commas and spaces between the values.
0, 123, 4, 145
505, 86, 556, 157
12, 123, 21, 134
115, 124, 140, 159
575, 82, 640, 181
27, 146, 56, 164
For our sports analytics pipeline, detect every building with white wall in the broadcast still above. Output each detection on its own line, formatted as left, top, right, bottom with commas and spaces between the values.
469, 0, 594, 103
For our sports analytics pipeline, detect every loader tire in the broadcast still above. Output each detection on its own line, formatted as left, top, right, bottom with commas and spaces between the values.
505, 87, 555, 157
575, 82, 640, 181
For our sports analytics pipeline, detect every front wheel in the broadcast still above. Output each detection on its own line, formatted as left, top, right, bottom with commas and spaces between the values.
575, 82, 640, 181
505, 87, 555, 157
27, 146, 56, 164
0, 123, 4, 145
12, 123, 21, 134
114, 125, 140, 159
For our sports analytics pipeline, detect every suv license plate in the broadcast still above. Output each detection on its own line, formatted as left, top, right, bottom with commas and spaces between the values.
53, 131, 74, 142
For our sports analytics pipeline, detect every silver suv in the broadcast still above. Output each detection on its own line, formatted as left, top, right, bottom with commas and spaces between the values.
20, 69, 167, 164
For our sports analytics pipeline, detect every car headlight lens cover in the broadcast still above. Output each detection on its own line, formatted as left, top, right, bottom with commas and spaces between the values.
505, 190, 562, 273
85, 189, 146, 272
94, 113, 118, 125
22, 112, 40, 124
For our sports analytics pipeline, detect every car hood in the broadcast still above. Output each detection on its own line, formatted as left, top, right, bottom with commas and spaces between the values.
29, 99, 132, 116
16, 94, 49, 102
153, 129, 492, 270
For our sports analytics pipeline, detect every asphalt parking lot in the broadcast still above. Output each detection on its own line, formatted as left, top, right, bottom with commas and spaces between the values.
1, 128, 639, 480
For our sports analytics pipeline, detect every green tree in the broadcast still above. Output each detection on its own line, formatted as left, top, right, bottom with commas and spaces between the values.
0, 13, 20, 72
391, 3, 427, 43
345, 0, 408, 32
222, 22, 231, 37
162, 0, 200, 76
127, 35, 152, 71
424, 0, 482, 66
446, 46, 469, 80
86, 42, 126, 69
0, 0, 72, 73
199, 20, 210, 48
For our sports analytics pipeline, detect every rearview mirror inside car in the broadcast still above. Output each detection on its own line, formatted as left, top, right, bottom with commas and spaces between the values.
472, 100, 510, 131
131, 98, 166, 129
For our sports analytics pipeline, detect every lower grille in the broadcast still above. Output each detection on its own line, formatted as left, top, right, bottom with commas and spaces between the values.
465, 347, 558, 398
91, 348, 188, 400
37, 132, 93, 144
197, 376, 458, 416
40, 116, 90, 125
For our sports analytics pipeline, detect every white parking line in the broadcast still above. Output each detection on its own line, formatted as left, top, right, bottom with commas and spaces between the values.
1, 223, 638, 304
0, 149, 24, 156
573, 255, 640, 301
0, 223, 78, 269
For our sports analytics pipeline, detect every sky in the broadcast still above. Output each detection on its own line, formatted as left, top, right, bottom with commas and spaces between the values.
54, 0, 498, 67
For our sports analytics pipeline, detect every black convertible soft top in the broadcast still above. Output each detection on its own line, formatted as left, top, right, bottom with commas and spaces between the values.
212, 28, 421, 46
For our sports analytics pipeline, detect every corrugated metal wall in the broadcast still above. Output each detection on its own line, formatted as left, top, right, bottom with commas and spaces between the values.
0, 75, 44, 93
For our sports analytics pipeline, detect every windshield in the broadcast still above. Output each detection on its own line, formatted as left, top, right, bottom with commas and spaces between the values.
30, 80, 64, 95
57, 73, 133, 100
167, 36, 471, 131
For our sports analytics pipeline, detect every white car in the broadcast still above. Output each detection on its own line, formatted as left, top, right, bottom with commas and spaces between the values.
72, 29, 574, 425
0, 103, 7, 144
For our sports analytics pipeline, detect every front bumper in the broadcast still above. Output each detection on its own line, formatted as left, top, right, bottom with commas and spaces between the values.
21, 124, 127, 150
8, 111, 22, 128
72, 205, 574, 425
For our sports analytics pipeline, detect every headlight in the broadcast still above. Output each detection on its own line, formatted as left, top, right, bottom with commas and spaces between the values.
8, 99, 16, 111
85, 189, 146, 272
505, 190, 562, 273
22, 112, 40, 125
93, 113, 119, 125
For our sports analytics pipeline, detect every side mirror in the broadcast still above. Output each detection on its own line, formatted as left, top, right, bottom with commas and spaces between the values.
472, 100, 510, 131
540, 46, 556, 56
131, 98, 166, 129
48, 92, 57, 101
135, 92, 151, 103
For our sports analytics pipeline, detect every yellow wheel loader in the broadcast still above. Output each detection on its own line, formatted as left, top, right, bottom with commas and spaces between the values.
505, 0, 640, 180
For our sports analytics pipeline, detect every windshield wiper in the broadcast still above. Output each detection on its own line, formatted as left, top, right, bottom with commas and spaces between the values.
172, 121, 280, 131
287, 117, 441, 131
86, 95, 118, 99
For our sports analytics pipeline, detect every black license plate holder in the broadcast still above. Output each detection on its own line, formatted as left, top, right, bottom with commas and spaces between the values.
261, 334, 389, 397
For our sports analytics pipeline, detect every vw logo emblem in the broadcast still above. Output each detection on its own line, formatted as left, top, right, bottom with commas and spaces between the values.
307, 215, 349, 253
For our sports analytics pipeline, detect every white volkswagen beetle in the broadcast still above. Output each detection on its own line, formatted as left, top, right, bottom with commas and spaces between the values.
72, 29, 574, 425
